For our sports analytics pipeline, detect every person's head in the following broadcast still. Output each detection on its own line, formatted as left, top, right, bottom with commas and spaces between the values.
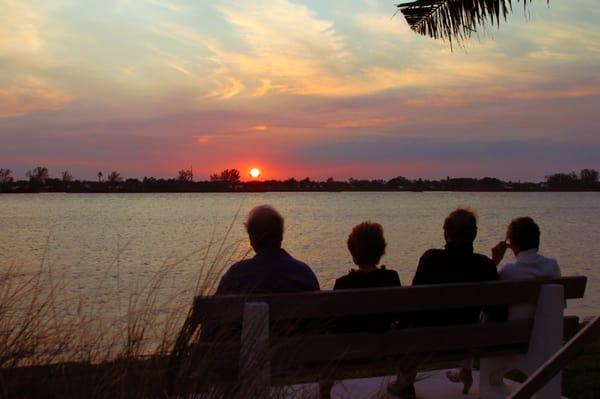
443, 208, 478, 245
506, 217, 540, 255
245, 205, 284, 252
347, 221, 387, 268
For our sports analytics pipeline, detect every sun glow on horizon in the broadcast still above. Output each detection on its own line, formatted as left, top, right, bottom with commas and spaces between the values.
249, 168, 261, 179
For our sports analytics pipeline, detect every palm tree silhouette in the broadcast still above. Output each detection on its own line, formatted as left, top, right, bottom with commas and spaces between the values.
397, 0, 536, 44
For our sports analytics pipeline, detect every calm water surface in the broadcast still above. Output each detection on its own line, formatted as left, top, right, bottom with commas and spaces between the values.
1, 192, 598, 318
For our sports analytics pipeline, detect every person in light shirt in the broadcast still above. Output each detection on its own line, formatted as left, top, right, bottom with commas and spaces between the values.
492, 216, 561, 319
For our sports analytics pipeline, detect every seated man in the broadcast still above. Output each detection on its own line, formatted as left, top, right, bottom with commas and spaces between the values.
412, 208, 502, 324
491, 216, 561, 319
389, 208, 500, 398
215, 204, 319, 294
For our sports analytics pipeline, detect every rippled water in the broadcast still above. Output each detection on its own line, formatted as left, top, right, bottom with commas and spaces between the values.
0, 192, 598, 318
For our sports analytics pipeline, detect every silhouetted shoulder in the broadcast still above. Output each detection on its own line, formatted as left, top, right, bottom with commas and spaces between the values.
420, 248, 445, 262
333, 272, 354, 289
471, 252, 500, 281
215, 258, 254, 293
334, 266, 401, 290
472, 252, 495, 266
379, 266, 401, 284
225, 258, 253, 274
412, 248, 444, 285
285, 254, 320, 289
290, 257, 314, 272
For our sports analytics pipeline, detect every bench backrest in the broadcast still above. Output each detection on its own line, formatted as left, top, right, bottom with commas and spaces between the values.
170, 276, 586, 389
194, 277, 586, 324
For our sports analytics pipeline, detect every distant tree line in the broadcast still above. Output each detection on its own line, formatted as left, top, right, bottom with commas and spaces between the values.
0, 167, 598, 193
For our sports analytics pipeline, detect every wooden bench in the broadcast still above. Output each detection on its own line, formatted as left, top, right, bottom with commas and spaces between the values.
168, 276, 587, 398
0, 277, 587, 398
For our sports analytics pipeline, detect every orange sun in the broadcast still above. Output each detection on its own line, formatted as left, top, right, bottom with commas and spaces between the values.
249, 168, 261, 179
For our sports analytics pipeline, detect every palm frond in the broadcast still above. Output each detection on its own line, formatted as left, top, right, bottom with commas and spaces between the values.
397, 0, 539, 44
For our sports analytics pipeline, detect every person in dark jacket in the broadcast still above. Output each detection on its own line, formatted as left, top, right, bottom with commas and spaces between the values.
388, 208, 501, 398
215, 204, 319, 295
320, 221, 401, 399
205, 205, 319, 342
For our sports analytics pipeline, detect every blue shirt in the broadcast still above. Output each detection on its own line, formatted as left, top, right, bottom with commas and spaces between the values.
215, 248, 320, 295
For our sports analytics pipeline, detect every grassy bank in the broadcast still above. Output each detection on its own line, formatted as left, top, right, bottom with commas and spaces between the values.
557, 334, 600, 398
0, 217, 252, 398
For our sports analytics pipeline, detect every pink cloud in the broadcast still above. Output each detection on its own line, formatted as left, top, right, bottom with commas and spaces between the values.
0, 83, 71, 118
324, 118, 394, 129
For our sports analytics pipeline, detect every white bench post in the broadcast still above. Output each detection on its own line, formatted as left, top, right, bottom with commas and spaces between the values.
239, 301, 270, 399
480, 284, 564, 399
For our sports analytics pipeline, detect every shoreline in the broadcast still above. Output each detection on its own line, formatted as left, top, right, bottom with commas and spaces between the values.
2, 188, 600, 194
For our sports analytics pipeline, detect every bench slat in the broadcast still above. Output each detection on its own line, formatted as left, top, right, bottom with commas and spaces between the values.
271, 320, 533, 366
195, 277, 586, 324
182, 315, 578, 386
183, 321, 533, 384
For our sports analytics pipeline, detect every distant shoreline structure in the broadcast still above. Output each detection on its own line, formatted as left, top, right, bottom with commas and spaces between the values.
2, 181, 599, 194
2, 189, 599, 194
1, 167, 598, 193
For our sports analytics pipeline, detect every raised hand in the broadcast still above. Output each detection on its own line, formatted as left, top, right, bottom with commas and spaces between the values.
492, 241, 508, 266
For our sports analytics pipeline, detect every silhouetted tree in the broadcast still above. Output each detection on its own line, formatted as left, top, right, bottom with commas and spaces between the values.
348, 178, 375, 188
0, 168, 13, 184
448, 177, 478, 189
387, 176, 411, 186
61, 170, 74, 182
107, 171, 123, 184
210, 169, 241, 183
479, 177, 504, 188
26, 166, 49, 184
177, 168, 194, 182
97, 171, 103, 182
580, 169, 599, 184
546, 172, 579, 188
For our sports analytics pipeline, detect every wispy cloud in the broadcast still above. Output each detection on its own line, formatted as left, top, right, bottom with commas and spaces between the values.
149, 0, 183, 13
324, 118, 394, 129
0, 0, 52, 54
210, 0, 350, 97
0, 78, 71, 118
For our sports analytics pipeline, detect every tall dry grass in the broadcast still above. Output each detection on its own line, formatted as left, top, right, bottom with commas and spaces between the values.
0, 205, 290, 398
0, 199, 346, 399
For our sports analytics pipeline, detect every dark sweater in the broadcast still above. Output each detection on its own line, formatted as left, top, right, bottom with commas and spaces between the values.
206, 248, 319, 341
334, 266, 401, 290
411, 242, 504, 326
332, 266, 402, 333
216, 248, 320, 295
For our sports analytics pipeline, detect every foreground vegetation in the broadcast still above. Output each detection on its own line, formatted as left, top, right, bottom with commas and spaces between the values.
0, 222, 251, 398
562, 333, 600, 398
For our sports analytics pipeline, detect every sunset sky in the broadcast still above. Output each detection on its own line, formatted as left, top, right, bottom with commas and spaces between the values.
1, 0, 599, 181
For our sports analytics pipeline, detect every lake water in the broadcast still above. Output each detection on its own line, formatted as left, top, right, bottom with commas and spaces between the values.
1, 192, 599, 318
